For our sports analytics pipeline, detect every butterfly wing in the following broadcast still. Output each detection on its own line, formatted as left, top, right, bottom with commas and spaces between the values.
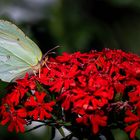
0, 65, 31, 82
0, 20, 43, 82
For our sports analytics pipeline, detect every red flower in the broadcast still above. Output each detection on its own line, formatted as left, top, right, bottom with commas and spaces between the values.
124, 110, 140, 138
1, 48, 140, 137
56, 52, 71, 62
16, 73, 36, 90
76, 112, 107, 134
25, 91, 55, 120
127, 85, 140, 109
9, 87, 28, 105
1, 106, 27, 133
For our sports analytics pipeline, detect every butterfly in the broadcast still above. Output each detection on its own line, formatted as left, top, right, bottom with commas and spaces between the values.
0, 20, 56, 82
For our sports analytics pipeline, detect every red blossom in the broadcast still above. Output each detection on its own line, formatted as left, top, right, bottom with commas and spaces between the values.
25, 91, 55, 120
76, 112, 107, 134
16, 73, 36, 90
9, 87, 28, 105
0, 48, 140, 138
124, 110, 140, 138
37, 49, 140, 136
1, 106, 27, 133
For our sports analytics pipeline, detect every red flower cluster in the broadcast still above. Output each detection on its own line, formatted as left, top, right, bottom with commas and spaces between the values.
0, 49, 140, 139
38, 49, 140, 138
0, 74, 55, 133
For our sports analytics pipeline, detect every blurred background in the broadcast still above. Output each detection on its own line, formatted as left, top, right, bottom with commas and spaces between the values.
0, 0, 140, 54
0, 0, 140, 140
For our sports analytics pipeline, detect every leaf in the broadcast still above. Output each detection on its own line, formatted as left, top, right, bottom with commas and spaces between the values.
136, 129, 140, 139
111, 128, 129, 140
46, 126, 53, 140
58, 127, 65, 138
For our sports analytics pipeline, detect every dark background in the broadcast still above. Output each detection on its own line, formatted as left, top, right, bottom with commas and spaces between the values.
0, 0, 140, 140
1, 0, 140, 54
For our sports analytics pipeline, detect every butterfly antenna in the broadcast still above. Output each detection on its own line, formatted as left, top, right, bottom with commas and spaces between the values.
47, 51, 56, 55
42, 45, 60, 60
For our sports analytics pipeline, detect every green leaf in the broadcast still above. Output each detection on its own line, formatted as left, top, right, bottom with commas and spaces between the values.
111, 128, 129, 140
136, 129, 140, 139
46, 126, 53, 140
58, 127, 65, 138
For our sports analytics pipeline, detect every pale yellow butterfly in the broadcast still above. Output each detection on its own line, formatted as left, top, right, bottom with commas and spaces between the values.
0, 20, 57, 82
